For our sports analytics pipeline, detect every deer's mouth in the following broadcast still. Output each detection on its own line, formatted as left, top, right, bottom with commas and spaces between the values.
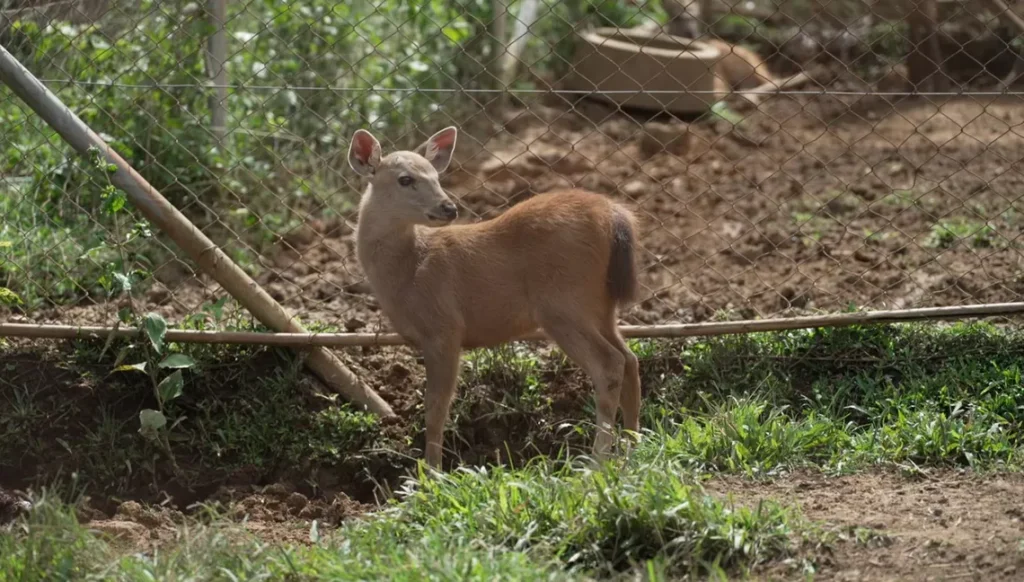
424, 212, 456, 225
425, 202, 458, 224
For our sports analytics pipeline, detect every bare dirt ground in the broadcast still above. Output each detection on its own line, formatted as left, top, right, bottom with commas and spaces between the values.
709, 469, 1024, 581
16, 64, 1024, 332
79, 484, 372, 550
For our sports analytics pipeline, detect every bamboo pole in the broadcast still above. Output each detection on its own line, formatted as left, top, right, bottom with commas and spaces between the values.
4, 301, 1024, 347
0, 42, 394, 417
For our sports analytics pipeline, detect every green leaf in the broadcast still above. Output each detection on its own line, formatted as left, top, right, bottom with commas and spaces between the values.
109, 194, 126, 213
113, 272, 132, 293
118, 307, 134, 324
0, 287, 22, 306
139, 409, 166, 439
115, 362, 147, 373
112, 346, 132, 368
711, 100, 744, 126
142, 312, 167, 354
159, 354, 195, 369
441, 25, 468, 43
157, 370, 184, 404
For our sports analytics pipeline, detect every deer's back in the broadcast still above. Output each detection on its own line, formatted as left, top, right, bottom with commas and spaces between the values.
425, 189, 630, 347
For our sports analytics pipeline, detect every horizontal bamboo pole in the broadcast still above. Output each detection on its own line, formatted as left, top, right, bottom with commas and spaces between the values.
4, 301, 1024, 347
0, 42, 394, 417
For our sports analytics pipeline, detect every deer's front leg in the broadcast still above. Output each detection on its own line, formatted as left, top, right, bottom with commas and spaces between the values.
422, 343, 462, 469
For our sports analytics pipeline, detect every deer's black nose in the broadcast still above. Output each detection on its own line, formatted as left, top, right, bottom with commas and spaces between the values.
439, 201, 458, 220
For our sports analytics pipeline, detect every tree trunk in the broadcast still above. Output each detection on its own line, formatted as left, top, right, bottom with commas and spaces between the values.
907, 0, 944, 92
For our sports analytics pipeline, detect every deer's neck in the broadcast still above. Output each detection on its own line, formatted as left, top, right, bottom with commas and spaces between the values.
355, 191, 422, 298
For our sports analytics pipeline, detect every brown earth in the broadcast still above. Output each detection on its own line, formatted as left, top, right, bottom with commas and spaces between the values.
278, 86, 1024, 329
711, 469, 1024, 581
0, 339, 596, 515
79, 484, 371, 551
13, 65, 1024, 333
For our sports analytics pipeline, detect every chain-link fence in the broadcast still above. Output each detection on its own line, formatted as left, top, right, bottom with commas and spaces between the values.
2, 0, 1024, 342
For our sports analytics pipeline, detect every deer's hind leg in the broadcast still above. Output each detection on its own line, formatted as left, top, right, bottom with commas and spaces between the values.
601, 313, 641, 436
538, 310, 625, 460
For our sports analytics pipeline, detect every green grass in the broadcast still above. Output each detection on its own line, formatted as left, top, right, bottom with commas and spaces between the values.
7, 320, 1024, 495
5, 320, 1024, 578
926, 218, 1000, 249
1, 449, 797, 580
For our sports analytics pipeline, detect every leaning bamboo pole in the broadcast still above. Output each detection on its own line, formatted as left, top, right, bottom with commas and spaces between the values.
4, 301, 1024, 347
0, 42, 394, 417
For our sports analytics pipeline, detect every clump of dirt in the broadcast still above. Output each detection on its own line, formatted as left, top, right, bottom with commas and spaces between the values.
83, 499, 182, 551
77, 482, 372, 551
210, 482, 372, 525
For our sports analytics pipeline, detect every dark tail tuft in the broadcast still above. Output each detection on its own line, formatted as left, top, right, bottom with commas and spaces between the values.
607, 207, 638, 305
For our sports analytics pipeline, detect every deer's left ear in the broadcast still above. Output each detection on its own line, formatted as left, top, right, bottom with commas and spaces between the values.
349, 129, 382, 177
415, 126, 458, 173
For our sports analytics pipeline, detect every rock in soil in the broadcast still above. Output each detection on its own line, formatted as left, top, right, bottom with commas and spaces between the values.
638, 121, 692, 158
0, 487, 31, 525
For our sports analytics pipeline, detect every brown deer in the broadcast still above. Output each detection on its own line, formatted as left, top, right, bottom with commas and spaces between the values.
348, 126, 643, 469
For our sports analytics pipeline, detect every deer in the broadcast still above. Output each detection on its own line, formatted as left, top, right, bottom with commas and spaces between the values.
348, 126, 643, 470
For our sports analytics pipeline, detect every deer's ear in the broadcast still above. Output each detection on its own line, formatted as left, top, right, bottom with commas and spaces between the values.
349, 129, 382, 177
415, 126, 457, 173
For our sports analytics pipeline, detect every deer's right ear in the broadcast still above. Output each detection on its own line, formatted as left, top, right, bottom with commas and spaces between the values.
349, 129, 382, 177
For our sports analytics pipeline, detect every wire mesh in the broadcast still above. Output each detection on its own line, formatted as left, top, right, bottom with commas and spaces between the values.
2, 0, 1024, 337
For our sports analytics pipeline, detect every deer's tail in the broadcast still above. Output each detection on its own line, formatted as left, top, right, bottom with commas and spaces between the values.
607, 206, 639, 306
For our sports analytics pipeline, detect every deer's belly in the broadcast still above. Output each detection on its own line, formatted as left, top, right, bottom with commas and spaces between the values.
460, 307, 538, 349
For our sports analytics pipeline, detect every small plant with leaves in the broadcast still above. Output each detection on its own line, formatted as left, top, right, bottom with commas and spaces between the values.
0, 287, 22, 307
926, 218, 998, 249
181, 296, 240, 331
82, 147, 153, 302
113, 312, 194, 470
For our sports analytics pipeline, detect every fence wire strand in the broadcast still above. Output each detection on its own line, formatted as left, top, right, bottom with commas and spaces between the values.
3, 0, 1024, 340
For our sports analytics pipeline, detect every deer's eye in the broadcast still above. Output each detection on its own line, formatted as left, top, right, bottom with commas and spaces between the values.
398, 176, 414, 187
